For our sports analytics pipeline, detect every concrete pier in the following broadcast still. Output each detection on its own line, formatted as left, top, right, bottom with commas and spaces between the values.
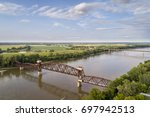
77, 66, 85, 79
38, 71, 42, 76
76, 66, 84, 87
37, 60, 42, 76
19, 67, 24, 70
0, 70, 6, 75
77, 79, 82, 87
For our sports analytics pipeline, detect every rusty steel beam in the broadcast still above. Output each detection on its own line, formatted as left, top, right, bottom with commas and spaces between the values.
15, 61, 37, 69
15, 61, 111, 87
41, 62, 80, 76
82, 75, 110, 87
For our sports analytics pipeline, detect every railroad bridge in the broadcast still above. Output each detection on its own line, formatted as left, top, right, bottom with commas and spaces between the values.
15, 60, 110, 87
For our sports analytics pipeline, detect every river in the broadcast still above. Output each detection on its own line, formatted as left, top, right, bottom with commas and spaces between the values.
0, 47, 150, 100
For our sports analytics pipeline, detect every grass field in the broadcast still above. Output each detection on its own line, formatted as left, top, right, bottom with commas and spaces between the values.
31, 45, 70, 52
0, 45, 25, 50
0, 44, 129, 51
0, 43, 147, 55
74, 44, 128, 47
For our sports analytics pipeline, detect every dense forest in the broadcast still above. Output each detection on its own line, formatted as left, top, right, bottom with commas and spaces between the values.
84, 60, 150, 100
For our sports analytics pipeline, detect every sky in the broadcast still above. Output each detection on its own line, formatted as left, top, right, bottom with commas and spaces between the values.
0, 0, 150, 42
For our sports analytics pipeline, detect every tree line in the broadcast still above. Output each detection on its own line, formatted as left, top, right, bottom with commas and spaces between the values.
84, 60, 150, 100
1, 44, 150, 68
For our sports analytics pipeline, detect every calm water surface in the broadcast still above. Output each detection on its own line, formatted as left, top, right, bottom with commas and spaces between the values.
0, 48, 150, 99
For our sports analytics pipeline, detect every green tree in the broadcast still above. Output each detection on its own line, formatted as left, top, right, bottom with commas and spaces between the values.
139, 72, 150, 86
135, 94, 144, 100
83, 88, 105, 100
117, 80, 148, 97
113, 93, 125, 100
124, 96, 135, 100
127, 67, 141, 81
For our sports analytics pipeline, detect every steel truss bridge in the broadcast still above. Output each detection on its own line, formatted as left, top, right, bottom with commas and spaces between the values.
15, 61, 110, 87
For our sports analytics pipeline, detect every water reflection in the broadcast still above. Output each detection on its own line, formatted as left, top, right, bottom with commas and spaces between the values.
22, 71, 88, 99
0, 69, 88, 100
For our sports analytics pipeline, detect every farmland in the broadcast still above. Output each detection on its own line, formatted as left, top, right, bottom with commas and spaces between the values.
0, 43, 150, 68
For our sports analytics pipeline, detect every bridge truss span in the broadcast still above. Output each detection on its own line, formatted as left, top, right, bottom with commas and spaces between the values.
15, 61, 37, 69
41, 62, 82, 77
82, 75, 110, 87
15, 60, 111, 87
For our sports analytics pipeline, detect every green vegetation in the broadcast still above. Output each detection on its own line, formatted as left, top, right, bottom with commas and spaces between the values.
30, 44, 69, 52
0, 45, 25, 50
0, 43, 150, 68
84, 60, 150, 100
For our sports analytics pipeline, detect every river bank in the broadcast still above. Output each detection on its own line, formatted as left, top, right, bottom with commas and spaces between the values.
1, 44, 150, 68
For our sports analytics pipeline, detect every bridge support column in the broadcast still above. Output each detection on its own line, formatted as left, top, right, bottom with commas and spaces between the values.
0, 71, 4, 75
37, 60, 42, 76
38, 71, 42, 76
38, 74, 42, 88
77, 79, 82, 88
77, 66, 84, 88
20, 67, 24, 70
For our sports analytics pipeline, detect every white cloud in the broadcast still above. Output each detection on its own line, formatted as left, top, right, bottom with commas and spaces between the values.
52, 22, 70, 29
40, 8, 69, 19
1, 1, 150, 18
53, 22, 63, 27
112, 0, 132, 4
92, 12, 105, 19
0, 2, 24, 15
68, 2, 101, 18
32, 6, 49, 14
133, 6, 150, 15
20, 19, 31, 23
96, 27, 123, 30
112, 0, 150, 15
38, 2, 102, 20
119, 15, 150, 28
77, 22, 88, 27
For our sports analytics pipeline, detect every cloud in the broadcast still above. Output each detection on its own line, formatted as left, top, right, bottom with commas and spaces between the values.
92, 12, 105, 19
32, 6, 49, 14
112, 0, 132, 4
39, 8, 69, 19
52, 22, 70, 29
0, 2, 24, 15
96, 27, 123, 30
20, 19, 31, 23
133, 6, 150, 15
112, 0, 150, 15
77, 22, 88, 27
119, 15, 150, 29
53, 22, 63, 27
38, 2, 102, 20
118, 15, 150, 40
68, 2, 101, 18
0, 1, 150, 18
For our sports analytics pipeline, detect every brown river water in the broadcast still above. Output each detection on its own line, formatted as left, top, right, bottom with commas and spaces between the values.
0, 48, 150, 100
